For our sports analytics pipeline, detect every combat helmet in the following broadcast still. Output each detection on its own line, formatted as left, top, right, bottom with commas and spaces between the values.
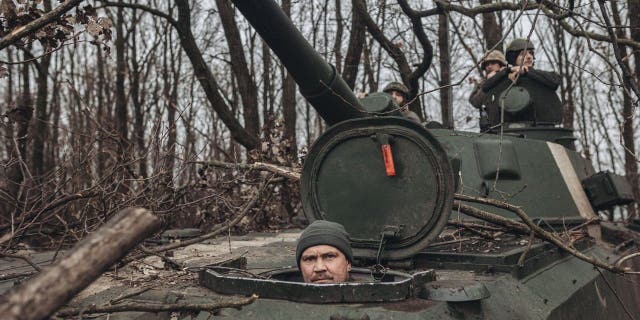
505, 38, 535, 65
481, 50, 507, 69
383, 82, 409, 98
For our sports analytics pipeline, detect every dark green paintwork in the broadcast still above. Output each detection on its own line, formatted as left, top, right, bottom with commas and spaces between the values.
301, 117, 454, 261
432, 129, 590, 219
212, 1, 640, 319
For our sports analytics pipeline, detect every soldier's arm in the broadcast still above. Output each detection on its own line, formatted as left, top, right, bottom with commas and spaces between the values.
468, 84, 485, 109
481, 69, 509, 92
525, 70, 561, 90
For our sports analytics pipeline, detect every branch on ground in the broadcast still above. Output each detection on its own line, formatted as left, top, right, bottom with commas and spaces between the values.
121, 178, 274, 265
55, 294, 258, 317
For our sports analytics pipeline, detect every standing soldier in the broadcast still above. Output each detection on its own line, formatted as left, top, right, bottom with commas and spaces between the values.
382, 82, 421, 123
469, 50, 508, 131
481, 39, 563, 126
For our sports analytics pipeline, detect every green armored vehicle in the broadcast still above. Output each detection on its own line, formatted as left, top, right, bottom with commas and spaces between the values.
197, 1, 640, 318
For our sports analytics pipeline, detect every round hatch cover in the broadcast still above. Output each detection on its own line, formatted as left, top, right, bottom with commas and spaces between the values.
499, 86, 531, 115
301, 117, 454, 261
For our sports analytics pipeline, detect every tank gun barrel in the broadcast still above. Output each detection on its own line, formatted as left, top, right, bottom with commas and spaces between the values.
231, 0, 367, 125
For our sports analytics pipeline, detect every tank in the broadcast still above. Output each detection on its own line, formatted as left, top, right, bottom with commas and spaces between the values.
196, 1, 640, 318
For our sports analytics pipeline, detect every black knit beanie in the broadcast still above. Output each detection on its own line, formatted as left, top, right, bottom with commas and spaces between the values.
296, 220, 353, 268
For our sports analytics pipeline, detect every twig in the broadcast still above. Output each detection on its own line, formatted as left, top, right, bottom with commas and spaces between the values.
0, 271, 38, 281
427, 237, 475, 248
137, 245, 182, 271
55, 294, 258, 317
447, 220, 505, 232
614, 239, 635, 253
569, 218, 601, 231
452, 200, 531, 235
517, 231, 535, 267
454, 224, 496, 239
454, 194, 630, 273
615, 252, 640, 270
121, 179, 272, 264
595, 268, 636, 320
108, 285, 154, 305
0, 253, 42, 272
196, 160, 301, 180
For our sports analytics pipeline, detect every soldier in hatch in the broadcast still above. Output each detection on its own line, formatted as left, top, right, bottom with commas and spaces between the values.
480, 39, 563, 126
382, 82, 421, 123
296, 220, 353, 284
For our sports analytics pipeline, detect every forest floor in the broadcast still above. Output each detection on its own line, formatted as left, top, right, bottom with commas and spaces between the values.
0, 228, 302, 319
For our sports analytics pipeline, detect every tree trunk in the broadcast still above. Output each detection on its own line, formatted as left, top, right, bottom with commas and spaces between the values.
31, 17, 51, 180
1, 48, 16, 215
438, 6, 453, 128
5, 52, 33, 210
630, 2, 640, 214
163, 34, 181, 187
611, 0, 639, 217
0, 208, 162, 320
115, 0, 128, 144
343, 0, 365, 89
555, 21, 575, 131
216, 0, 260, 138
175, 0, 258, 150
261, 40, 273, 138
130, 9, 148, 179
96, 42, 107, 177
281, 0, 297, 155
479, 0, 502, 51
31, 55, 50, 179
334, 0, 343, 73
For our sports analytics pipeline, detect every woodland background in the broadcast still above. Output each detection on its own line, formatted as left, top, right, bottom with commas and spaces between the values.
1, 0, 640, 250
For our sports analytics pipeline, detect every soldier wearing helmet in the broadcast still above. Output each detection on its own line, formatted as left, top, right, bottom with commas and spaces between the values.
483, 38, 561, 92
469, 50, 508, 109
383, 82, 421, 123
479, 38, 563, 127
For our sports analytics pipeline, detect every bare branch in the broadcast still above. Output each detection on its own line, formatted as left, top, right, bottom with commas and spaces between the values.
0, 0, 84, 50
454, 194, 630, 274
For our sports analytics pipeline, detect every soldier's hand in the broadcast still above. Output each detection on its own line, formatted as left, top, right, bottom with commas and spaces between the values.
510, 65, 528, 74
508, 71, 518, 82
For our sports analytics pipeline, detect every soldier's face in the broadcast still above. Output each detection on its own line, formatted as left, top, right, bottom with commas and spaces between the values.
516, 50, 534, 67
390, 90, 405, 105
300, 245, 351, 283
484, 62, 502, 74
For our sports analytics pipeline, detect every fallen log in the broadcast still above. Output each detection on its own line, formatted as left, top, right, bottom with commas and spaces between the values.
0, 207, 162, 320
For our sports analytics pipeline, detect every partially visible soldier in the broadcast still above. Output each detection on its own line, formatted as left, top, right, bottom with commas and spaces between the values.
481, 39, 563, 126
296, 220, 353, 284
382, 82, 421, 123
469, 50, 507, 130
